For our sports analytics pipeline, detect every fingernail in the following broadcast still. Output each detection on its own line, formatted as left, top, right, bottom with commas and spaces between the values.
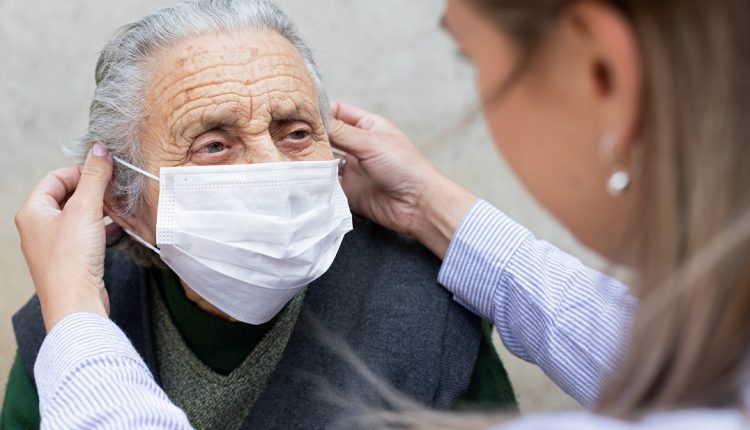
93, 142, 109, 157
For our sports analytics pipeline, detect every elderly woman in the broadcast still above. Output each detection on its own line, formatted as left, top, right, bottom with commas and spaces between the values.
1, 1, 515, 429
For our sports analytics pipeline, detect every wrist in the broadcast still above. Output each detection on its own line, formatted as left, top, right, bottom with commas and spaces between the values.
39, 285, 108, 333
412, 176, 476, 260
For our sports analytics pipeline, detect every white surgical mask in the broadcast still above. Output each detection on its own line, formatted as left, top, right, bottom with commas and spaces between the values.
114, 157, 353, 325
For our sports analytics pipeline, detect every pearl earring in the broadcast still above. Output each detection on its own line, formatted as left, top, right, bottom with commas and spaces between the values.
606, 166, 631, 196
598, 133, 631, 197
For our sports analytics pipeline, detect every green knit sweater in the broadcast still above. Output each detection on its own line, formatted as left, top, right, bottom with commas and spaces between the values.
1, 271, 516, 429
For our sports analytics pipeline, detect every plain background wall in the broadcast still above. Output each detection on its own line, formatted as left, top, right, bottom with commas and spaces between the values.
0, 0, 603, 413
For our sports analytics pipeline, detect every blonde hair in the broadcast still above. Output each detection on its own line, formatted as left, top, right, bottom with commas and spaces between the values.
362, 0, 750, 426
579, 0, 750, 415
485, 0, 750, 419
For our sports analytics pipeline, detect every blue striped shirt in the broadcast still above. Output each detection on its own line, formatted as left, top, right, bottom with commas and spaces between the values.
34, 200, 748, 429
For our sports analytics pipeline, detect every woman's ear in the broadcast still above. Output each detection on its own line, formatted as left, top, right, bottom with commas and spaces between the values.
568, 1, 643, 160
103, 194, 155, 244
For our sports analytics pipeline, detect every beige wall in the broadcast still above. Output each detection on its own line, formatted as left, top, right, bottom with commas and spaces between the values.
0, 0, 597, 414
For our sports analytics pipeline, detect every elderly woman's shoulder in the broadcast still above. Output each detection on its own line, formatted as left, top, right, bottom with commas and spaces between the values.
315, 214, 450, 304
345, 214, 440, 267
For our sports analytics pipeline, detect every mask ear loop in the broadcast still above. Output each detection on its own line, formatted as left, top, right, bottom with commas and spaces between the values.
113, 156, 160, 182
124, 229, 162, 255
112, 156, 162, 255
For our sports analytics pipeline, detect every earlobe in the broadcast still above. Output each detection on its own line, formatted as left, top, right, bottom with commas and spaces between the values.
103, 197, 149, 242
103, 202, 133, 231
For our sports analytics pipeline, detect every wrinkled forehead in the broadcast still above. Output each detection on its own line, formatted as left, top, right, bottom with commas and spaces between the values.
142, 29, 322, 137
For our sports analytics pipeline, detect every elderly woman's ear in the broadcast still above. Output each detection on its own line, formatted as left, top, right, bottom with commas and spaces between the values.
102, 197, 127, 246
102, 192, 156, 247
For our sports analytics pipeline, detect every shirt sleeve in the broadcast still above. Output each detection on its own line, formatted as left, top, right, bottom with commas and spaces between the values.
488, 409, 743, 430
34, 312, 194, 429
438, 200, 637, 407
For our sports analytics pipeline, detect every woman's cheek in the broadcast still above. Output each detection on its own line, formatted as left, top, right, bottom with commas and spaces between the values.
143, 182, 160, 230
311, 140, 334, 161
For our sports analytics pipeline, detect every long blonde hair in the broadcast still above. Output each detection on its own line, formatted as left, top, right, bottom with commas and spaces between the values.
352, 0, 750, 427
473, 0, 750, 419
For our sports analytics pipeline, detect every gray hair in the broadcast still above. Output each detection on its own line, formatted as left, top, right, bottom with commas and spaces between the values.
67, 0, 329, 219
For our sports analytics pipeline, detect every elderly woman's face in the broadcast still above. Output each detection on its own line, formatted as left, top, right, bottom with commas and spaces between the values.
123, 29, 332, 317
136, 29, 332, 235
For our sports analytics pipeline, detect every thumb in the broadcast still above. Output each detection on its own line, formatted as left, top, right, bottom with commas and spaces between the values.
70, 142, 113, 214
328, 117, 376, 159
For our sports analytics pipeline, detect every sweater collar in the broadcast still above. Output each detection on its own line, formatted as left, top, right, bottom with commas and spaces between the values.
156, 269, 278, 375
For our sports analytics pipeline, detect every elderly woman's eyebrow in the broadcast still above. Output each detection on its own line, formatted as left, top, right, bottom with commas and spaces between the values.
180, 115, 234, 139
172, 108, 242, 142
270, 103, 319, 123
174, 101, 320, 141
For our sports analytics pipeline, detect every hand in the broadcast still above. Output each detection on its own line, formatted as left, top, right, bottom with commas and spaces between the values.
329, 101, 477, 259
15, 143, 115, 332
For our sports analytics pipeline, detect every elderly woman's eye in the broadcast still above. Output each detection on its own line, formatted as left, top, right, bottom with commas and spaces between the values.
288, 130, 310, 140
205, 142, 226, 153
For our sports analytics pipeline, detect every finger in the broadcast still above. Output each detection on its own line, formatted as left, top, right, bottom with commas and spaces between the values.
337, 155, 371, 212
67, 142, 113, 215
341, 153, 361, 178
26, 166, 82, 211
330, 101, 382, 130
339, 154, 366, 188
336, 154, 347, 177
328, 117, 376, 159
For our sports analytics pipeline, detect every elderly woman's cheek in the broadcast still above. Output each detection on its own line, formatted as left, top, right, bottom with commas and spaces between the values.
140, 183, 161, 240
315, 141, 335, 160
309, 131, 334, 159
287, 139, 333, 161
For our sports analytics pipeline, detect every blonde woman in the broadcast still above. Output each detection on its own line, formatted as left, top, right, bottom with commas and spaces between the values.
13, 0, 750, 429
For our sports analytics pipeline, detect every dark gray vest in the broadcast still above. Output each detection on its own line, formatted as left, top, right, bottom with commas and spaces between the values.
13, 216, 482, 429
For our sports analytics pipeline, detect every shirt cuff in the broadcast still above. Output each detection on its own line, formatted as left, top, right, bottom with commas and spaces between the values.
34, 312, 148, 402
438, 200, 533, 321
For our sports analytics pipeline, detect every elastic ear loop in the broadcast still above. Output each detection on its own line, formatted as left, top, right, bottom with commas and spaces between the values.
124, 229, 161, 255
113, 156, 162, 255
113, 156, 160, 181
